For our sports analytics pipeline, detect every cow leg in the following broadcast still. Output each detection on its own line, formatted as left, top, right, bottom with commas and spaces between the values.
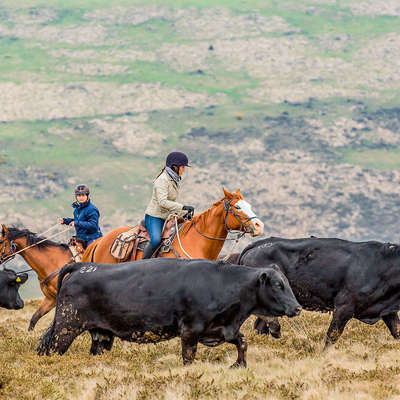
324, 306, 353, 350
229, 332, 248, 368
382, 312, 400, 339
180, 329, 199, 365
28, 296, 56, 331
89, 329, 115, 355
254, 318, 270, 335
51, 322, 83, 355
254, 317, 282, 339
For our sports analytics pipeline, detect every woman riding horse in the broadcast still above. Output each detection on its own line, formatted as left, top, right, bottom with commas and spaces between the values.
142, 152, 195, 259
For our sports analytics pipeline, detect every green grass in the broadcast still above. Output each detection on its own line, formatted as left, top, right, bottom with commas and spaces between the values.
342, 149, 400, 170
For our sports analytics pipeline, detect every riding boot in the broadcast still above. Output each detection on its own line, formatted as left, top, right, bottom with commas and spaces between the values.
142, 243, 155, 259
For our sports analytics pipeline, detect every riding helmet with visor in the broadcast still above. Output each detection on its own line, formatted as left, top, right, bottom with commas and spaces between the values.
166, 152, 190, 168
75, 184, 90, 196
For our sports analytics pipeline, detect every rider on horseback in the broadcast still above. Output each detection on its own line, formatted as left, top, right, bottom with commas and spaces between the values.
142, 152, 195, 259
59, 184, 103, 248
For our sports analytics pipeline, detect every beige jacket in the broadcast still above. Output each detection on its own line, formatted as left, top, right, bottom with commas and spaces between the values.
145, 170, 186, 219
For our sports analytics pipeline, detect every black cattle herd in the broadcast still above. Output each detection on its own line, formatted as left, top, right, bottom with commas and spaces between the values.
2, 235, 400, 367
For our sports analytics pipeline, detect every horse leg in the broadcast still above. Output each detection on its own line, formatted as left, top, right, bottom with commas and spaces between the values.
382, 312, 400, 339
229, 332, 248, 368
324, 304, 353, 350
28, 296, 56, 331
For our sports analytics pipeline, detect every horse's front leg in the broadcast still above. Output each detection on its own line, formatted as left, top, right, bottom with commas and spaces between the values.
28, 296, 56, 331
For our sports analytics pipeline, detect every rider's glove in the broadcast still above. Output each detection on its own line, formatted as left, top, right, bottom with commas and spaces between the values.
182, 205, 195, 219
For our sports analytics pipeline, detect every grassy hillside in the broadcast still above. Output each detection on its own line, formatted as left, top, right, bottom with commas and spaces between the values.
1, 300, 400, 399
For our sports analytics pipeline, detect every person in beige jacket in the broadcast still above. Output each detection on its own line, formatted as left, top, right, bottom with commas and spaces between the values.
142, 152, 194, 259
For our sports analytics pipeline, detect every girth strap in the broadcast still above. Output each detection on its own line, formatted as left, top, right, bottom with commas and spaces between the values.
39, 258, 73, 298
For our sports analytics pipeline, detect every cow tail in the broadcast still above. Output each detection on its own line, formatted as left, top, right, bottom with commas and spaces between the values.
37, 263, 78, 356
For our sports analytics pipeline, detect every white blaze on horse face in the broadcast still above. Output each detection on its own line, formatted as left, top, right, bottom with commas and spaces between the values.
235, 200, 264, 236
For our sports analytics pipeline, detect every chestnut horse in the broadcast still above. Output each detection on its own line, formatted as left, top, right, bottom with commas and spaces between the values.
0, 225, 73, 330
82, 188, 264, 263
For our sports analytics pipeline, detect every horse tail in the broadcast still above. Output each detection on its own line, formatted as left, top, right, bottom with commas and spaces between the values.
37, 263, 77, 356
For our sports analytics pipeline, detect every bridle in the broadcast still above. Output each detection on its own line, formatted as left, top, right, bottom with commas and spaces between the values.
191, 198, 257, 242
0, 237, 17, 266
0, 225, 73, 276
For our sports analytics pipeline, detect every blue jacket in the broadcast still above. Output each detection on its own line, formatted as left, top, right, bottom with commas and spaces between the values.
63, 200, 102, 244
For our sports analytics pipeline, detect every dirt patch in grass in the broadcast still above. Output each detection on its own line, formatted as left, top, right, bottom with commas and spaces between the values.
0, 22, 107, 45
50, 48, 156, 63
83, 5, 185, 25
174, 8, 299, 40
350, 1, 400, 17
55, 62, 129, 76
89, 114, 165, 157
0, 82, 224, 122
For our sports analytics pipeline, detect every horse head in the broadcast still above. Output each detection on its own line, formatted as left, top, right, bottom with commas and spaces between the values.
222, 188, 264, 237
0, 225, 16, 264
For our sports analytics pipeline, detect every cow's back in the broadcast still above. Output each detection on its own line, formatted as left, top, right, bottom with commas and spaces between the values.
239, 237, 391, 312
59, 259, 258, 335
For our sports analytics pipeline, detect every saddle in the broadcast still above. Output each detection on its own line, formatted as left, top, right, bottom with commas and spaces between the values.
110, 218, 184, 261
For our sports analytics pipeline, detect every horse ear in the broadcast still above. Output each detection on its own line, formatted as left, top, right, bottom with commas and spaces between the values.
223, 188, 233, 199
1, 225, 8, 239
235, 188, 243, 199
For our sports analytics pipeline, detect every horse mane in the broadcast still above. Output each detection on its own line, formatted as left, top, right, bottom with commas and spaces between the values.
7, 227, 69, 250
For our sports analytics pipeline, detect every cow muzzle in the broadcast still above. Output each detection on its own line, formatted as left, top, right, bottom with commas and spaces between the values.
250, 218, 264, 237
286, 305, 302, 318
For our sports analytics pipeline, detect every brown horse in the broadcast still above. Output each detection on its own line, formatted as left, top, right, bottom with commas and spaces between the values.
0, 225, 73, 330
83, 188, 264, 263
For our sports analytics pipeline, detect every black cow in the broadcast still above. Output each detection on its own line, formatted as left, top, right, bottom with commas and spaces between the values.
0, 268, 28, 309
238, 237, 400, 348
37, 258, 301, 367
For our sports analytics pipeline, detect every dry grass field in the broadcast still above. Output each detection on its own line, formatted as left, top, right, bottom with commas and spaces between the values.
1, 299, 400, 399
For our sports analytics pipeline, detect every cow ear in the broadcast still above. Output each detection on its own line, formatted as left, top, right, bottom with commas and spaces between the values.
268, 263, 281, 273
223, 188, 233, 199
1, 225, 8, 240
258, 272, 270, 286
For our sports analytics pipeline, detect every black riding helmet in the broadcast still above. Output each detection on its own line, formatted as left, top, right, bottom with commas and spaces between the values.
75, 184, 90, 196
166, 152, 190, 168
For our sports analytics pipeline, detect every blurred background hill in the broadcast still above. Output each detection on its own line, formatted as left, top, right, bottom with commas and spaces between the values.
1, 0, 400, 297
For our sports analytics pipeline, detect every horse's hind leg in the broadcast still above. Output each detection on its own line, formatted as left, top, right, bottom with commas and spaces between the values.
28, 296, 56, 331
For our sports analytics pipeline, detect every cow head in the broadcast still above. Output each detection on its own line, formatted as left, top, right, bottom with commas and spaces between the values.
254, 264, 301, 318
0, 268, 28, 309
222, 188, 264, 237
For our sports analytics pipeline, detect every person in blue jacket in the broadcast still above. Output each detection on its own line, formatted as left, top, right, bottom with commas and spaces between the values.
59, 184, 103, 247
